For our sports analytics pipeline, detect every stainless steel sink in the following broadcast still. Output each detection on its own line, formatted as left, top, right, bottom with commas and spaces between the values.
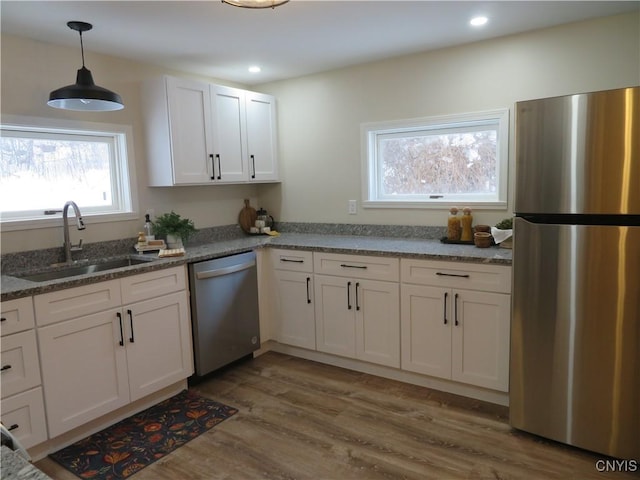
16, 257, 155, 282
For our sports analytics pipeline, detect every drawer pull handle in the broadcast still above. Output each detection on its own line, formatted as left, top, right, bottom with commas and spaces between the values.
128, 309, 135, 343
7, 424, 19, 431
436, 272, 470, 278
0, 317, 6, 322
347, 281, 352, 310
117, 312, 124, 346
0, 364, 12, 372
443, 292, 448, 325
340, 264, 367, 269
281, 258, 304, 263
306, 277, 312, 304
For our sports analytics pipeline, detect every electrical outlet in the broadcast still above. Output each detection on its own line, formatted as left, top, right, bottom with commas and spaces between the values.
348, 200, 357, 215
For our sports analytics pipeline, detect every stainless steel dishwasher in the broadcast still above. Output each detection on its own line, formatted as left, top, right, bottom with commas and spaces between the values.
188, 251, 260, 377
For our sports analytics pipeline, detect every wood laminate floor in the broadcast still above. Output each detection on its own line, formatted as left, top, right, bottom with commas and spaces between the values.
36, 352, 638, 479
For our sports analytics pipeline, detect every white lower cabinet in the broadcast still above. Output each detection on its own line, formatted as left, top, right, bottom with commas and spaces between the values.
400, 259, 511, 392
35, 267, 193, 438
313, 253, 400, 368
1, 296, 47, 449
274, 270, 316, 349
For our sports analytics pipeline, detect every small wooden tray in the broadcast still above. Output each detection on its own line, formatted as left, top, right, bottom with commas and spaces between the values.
439, 237, 474, 245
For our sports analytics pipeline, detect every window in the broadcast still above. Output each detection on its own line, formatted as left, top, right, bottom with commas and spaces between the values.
362, 109, 509, 208
1, 116, 137, 229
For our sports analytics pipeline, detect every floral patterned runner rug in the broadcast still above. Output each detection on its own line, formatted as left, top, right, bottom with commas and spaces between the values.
49, 390, 238, 479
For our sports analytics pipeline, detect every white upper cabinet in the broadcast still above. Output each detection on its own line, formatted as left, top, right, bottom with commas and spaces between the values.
142, 75, 279, 186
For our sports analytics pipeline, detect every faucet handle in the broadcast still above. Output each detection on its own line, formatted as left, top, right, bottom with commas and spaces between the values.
71, 238, 83, 252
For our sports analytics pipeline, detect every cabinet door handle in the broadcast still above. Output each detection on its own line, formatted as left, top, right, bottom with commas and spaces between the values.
281, 258, 304, 263
128, 309, 135, 343
306, 277, 311, 304
340, 264, 367, 269
7, 424, 19, 431
436, 272, 470, 278
0, 317, 6, 322
250, 154, 256, 179
443, 292, 448, 325
355, 282, 361, 311
117, 312, 124, 346
454, 293, 459, 326
209, 154, 215, 180
216, 154, 221, 180
347, 281, 352, 310
0, 364, 12, 372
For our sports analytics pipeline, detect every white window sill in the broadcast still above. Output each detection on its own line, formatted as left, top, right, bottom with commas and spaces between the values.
362, 200, 508, 210
0, 212, 139, 232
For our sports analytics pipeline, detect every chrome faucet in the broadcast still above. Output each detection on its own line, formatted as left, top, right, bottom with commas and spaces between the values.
44, 201, 86, 264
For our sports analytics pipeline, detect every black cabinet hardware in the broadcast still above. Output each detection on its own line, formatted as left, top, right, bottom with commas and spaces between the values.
347, 281, 352, 310
281, 258, 304, 263
340, 264, 367, 269
251, 154, 256, 179
436, 272, 470, 278
128, 309, 135, 343
7, 424, 18, 431
117, 312, 124, 346
454, 293, 459, 326
209, 154, 215, 180
355, 282, 360, 311
443, 292, 449, 324
306, 277, 311, 304
0, 364, 12, 372
216, 154, 221, 180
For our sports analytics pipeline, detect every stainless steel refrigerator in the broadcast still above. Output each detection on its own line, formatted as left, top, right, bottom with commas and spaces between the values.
511, 86, 640, 459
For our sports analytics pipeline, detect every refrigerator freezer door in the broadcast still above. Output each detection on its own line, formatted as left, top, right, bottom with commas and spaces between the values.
510, 217, 640, 459
515, 86, 640, 215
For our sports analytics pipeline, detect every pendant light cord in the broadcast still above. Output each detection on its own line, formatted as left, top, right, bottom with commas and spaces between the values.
79, 31, 85, 67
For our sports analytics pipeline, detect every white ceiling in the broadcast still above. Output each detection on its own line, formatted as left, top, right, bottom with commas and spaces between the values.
2, 1, 638, 86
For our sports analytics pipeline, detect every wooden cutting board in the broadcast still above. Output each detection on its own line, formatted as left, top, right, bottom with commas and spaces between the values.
238, 199, 257, 233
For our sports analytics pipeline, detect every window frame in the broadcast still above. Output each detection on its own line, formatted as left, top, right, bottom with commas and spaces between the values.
361, 109, 509, 209
0, 115, 139, 231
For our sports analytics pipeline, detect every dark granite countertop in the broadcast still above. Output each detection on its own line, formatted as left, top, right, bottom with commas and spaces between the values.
1, 233, 511, 301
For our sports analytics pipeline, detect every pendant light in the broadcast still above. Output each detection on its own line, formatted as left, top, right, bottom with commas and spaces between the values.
48, 21, 124, 111
221, 0, 289, 9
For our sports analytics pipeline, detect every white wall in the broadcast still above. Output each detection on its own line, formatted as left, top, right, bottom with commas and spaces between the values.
257, 12, 639, 229
1, 12, 638, 254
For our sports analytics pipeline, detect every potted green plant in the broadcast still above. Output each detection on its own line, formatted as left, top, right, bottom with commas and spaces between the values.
152, 211, 197, 249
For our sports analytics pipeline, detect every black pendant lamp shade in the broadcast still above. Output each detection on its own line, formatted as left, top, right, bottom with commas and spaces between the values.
48, 21, 124, 111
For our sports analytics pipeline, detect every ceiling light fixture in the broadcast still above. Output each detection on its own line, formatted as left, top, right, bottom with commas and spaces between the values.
248, 66, 261, 73
221, 0, 289, 9
470, 16, 488, 27
48, 21, 124, 111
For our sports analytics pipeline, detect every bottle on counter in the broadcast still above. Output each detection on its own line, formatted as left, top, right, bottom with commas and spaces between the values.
143, 214, 154, 241
460, 207, 473, 242
447, 207, 461, 241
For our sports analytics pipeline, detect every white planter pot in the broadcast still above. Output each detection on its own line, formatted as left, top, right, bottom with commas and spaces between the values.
166, 234, 184, 249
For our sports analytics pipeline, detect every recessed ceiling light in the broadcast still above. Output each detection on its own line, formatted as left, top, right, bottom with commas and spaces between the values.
470, 16, 488, 27
248, 66, 261, 73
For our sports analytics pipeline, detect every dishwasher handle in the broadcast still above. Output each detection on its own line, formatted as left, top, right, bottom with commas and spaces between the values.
195, 259, 256, 280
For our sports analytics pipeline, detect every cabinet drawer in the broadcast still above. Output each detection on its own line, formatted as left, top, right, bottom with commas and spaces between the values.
1, 297, 35, 336
1, 387, 47, 449
1, 330, 41, 398
314, 253, 399, 282
120, 266, 186, 304
401, 259, 511, 294
34, 279, 122, 326
271, 249, 314, 273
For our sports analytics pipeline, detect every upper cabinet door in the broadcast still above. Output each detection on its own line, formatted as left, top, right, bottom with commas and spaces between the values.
166, 77, 214, 184
246, 91, 278, 182
210, 85, 248, 183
